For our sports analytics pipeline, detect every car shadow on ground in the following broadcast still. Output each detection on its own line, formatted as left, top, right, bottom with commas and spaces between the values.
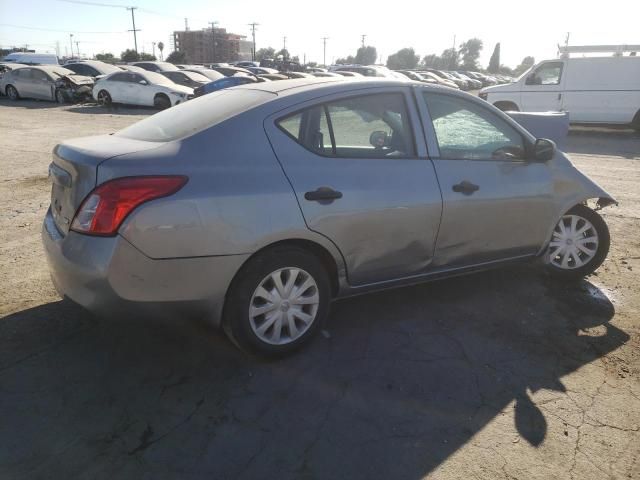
0, 267, 628, 479
566, 127, 640, 158
66, 103, 157, 115
0, 98, 61, 109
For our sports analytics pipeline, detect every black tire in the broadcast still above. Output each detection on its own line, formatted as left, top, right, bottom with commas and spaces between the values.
223, 246, 331, 357
6, 85, 19, 100
545, 204, 610, 280
97, 90, 112, 106
154, 94, 171, 110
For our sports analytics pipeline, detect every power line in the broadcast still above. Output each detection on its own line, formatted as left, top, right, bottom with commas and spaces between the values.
0, 23, 125, 34
57, 0, 127, 8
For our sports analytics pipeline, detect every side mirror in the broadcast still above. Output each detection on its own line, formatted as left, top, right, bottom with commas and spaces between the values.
139, 80, 148, 85
533, 138, 555, 162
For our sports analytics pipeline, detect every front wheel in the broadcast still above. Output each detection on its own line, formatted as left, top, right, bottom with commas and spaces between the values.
223, 247, 331, 356
96, 90, 112, 106
6, 85, 19, 100
154, 94, 171, 110
545, 205, 610, 280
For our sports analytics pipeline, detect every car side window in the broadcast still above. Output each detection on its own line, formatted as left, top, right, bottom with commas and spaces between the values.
109, 72, 129, 82
130, 73, 145, 84
17, 68, 32, 79
527, 62, 563, 85
32, 70, 49, 81
423, 92, 526, 161
277, 93, 415, 159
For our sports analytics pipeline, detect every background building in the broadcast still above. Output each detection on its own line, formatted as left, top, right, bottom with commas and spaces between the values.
173, 27, 253, 63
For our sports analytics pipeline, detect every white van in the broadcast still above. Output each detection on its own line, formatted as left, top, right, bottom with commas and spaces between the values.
479, 53, 640, 129
1, 52, 59, 66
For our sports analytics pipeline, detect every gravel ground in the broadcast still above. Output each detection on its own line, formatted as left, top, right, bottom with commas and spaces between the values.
0, 98, 638, 479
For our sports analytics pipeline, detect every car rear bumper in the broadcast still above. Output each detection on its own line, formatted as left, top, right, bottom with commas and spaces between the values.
42, 208, 249, 326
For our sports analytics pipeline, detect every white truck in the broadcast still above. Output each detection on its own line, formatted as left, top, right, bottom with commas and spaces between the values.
479, 45, 640, 130
1, 52, 59, 65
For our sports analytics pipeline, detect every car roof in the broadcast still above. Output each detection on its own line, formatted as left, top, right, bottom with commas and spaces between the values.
234, 77, 421, 97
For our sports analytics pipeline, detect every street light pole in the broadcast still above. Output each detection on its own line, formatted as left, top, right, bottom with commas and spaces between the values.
69, 33, 74, 59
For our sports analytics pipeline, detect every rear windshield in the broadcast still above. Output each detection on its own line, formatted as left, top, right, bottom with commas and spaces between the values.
115, 88, 275, 142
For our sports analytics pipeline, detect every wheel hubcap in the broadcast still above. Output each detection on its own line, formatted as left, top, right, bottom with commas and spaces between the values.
249, 267, 320, 345
549, 214, 599, 270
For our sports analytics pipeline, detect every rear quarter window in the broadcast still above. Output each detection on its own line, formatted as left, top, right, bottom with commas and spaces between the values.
115, 88, 275, 142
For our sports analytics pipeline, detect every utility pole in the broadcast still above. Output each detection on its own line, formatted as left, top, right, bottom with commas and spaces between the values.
209, 21, 218, 63
75, 41, 80, 58
361, 34, 366, 48
184, 18, 189, 31
283, 36, 287, 51
248, 22, 259, 61
69, 33, 74, 59
127, 7, 140, 54
321, 37, 329, 66
152, 42, 156, 58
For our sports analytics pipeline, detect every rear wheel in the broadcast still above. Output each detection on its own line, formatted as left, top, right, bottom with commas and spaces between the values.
6, 85, 19, 100
97, 90, 112, 106
154, 94, 171, 110
545, 205, 610, 280
223, 247, 330, 356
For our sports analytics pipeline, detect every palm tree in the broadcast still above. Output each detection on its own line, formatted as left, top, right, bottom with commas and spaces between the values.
157, 42, 165, 61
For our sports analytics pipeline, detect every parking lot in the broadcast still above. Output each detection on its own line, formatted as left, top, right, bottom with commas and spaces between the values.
0, 98, 639, 479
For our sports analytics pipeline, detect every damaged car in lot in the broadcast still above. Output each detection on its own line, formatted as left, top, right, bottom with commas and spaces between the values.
43, 78, 616, 357
0, 65, 94, 103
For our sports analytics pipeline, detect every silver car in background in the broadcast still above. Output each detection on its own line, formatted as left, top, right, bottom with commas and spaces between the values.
43, 78, 616, 356
1, 65, 93, 102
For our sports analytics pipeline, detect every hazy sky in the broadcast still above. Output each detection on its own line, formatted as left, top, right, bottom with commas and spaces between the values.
1, 0, 638, 67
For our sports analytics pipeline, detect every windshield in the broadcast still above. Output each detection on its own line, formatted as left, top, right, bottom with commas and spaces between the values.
115, 88, 275, 142
182, 71, 209, 82
190, 69, 222, 80
142, 70, 176, 87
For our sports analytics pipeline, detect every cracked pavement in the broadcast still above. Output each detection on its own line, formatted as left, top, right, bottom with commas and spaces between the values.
0, 101, 639, 479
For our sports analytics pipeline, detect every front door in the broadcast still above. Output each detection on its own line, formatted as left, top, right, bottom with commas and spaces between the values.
520, 61, 565, 112
266, 88, 443, 286
418, 89, 555, 268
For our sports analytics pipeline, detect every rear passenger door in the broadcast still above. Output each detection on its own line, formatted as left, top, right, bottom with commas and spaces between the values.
31, 69, 54, 100
265, 87, 443, 286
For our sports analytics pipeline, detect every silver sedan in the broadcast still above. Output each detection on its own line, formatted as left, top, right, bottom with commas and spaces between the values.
1, 65, 93, 102
43, 78, 616, 356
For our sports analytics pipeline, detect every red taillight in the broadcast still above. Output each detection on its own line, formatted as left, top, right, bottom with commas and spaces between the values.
71, 176, 188, 236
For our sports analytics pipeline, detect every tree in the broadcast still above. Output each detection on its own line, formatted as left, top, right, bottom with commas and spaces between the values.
121, 49, 139, 62
166, 50, 187, 64
440, 47, 459, 70
157, 41, 164, 61
139, 53, 156, 61
514, 56, 535, 75
275, 48, 289, 60
334, 55, 355, 65
386, 47, 419, 70
95, 52, 115, 63
255, 47, 275, 61
355, 46, 377, 65
488, 42, 500, 73
458, 38, 483, 70
421, 54, 439, 68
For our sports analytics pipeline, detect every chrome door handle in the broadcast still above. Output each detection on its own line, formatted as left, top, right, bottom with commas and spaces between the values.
452, 181, 479, 195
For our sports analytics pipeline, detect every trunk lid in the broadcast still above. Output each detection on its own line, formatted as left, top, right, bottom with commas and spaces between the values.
49, 134, 164, 235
